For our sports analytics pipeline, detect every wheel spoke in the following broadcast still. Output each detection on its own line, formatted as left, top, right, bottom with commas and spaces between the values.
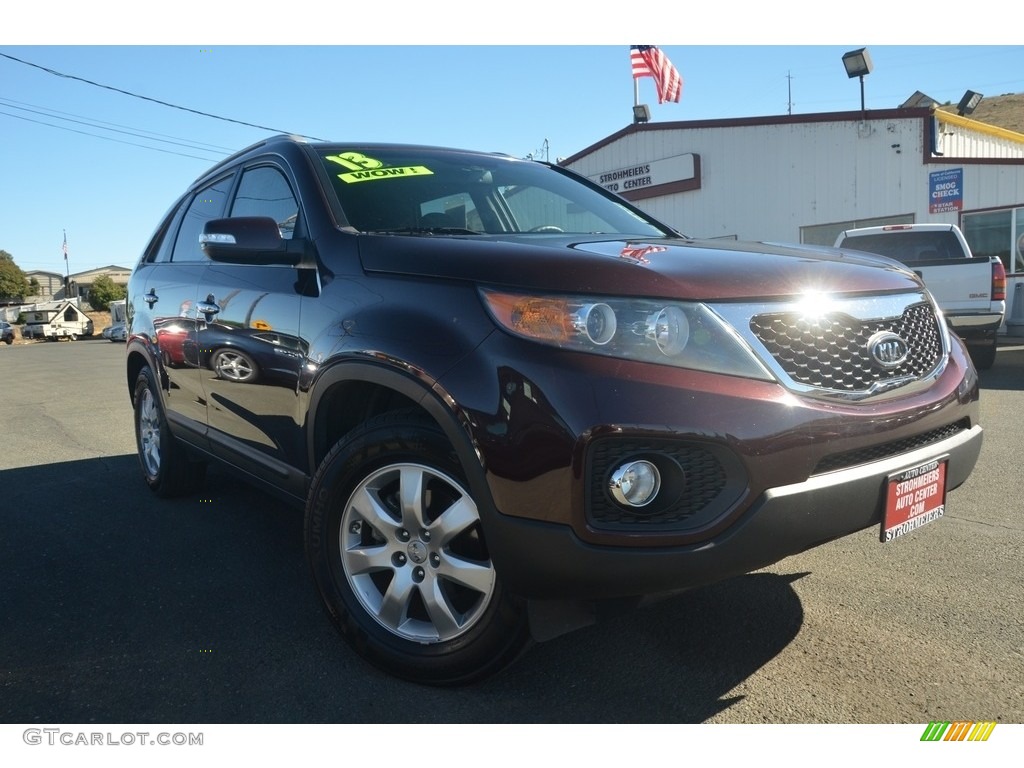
349, 485, 401, 538
431, 496, 478, 545
377, 569, 417, 629
438, 553, 495, 595
342, 542, 392, 575
421, 579, 462, 636
398, 466, 427, 529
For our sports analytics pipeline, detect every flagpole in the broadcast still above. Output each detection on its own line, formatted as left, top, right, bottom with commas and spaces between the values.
63, 230, 70, 301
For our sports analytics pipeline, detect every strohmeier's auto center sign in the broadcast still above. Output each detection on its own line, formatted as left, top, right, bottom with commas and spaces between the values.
590, 153, 701, 200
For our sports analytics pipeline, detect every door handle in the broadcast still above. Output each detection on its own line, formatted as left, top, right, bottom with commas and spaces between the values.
196, 300, 220, 317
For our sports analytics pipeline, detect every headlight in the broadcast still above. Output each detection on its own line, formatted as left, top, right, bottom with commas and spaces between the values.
480, 288, 773, 380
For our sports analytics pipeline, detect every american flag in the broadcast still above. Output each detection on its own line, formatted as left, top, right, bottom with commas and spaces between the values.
62, 232, 68, 261
630, 46, 682, 104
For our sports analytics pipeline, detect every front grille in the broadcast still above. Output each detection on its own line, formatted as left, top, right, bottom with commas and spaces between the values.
813, 420, 968, 474
749, 302, 942, 393
587, 438, 743, 531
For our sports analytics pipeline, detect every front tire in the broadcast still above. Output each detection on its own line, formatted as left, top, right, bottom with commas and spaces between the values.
304, 410, 530, 685
133, 365, 206, 497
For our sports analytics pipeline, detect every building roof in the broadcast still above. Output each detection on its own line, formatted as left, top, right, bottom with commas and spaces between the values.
70, 265, 133, 280
561, 106, 1024, 166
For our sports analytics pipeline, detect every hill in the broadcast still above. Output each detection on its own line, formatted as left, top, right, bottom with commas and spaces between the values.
936, 92, 1024, 135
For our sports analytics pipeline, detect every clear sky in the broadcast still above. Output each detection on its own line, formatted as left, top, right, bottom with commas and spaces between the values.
3, 5, 1022, 278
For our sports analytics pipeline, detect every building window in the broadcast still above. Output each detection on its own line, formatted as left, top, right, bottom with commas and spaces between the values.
962, 206, 1024, 275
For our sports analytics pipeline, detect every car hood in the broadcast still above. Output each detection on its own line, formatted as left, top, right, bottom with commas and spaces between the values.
356, 234, 923, 301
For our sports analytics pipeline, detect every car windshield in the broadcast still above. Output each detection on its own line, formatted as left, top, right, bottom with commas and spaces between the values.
317, 147, 672, 238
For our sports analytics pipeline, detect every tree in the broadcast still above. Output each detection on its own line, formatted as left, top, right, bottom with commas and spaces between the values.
88, 274, 127, 311
0, 250, 31, 301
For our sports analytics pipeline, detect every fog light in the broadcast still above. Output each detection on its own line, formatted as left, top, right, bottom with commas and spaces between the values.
609, 460, 661, 507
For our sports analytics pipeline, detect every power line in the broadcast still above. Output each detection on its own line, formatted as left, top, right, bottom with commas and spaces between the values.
0, 51, 326, 140
0, 98, 234, 156
0, 95, 236, 152
0, 109, 226, 162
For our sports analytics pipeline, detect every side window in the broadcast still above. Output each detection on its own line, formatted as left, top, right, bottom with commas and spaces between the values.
144, 200, 187, 264
230, 166, 300, 239
169, 175, 234, 263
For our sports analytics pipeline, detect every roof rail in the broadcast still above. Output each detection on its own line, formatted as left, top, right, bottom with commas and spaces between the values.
192, 134, 300, 183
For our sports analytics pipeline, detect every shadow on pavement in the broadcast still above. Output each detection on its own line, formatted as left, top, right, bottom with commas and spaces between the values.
980, 340, 1024, 391
1, 456, 805, 723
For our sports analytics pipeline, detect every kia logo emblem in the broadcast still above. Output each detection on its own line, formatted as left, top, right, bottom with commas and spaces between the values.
868, 331, 909, 369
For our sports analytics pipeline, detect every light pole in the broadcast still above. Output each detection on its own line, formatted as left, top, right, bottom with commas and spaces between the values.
842, 47, 873, 123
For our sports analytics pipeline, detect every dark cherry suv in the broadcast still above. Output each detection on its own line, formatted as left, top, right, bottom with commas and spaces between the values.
126, 135, 983, 684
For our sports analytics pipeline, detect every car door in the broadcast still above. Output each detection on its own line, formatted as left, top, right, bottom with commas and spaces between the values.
135, 174, 234, 448
194, 162, 308, 493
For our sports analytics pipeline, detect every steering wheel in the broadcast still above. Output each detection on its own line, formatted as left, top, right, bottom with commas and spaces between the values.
527, 225, 565, 233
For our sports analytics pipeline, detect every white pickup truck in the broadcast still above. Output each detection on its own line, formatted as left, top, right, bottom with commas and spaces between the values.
834, 223, 1007, 369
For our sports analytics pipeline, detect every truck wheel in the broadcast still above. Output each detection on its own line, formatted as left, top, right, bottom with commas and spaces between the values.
133, 365, 206, 497
968, 340, 997, 370
304, 410, 530, 685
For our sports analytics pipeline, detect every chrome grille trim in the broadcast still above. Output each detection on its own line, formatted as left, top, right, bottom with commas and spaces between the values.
711, 291, 949, 402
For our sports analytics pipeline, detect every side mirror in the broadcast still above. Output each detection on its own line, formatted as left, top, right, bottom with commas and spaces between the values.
200, 217, 303, 266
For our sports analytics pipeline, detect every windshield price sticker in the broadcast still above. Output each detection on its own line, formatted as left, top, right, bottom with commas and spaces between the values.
882, 458, 947, 542
325, 152, 433, 184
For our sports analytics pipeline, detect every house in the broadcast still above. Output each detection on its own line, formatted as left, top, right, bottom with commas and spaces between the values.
71, 265, 132, 304
23, 270, 64, 301
23, 266, 132, 303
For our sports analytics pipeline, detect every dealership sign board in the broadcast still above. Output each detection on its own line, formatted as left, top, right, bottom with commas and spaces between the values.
591, 153, 700, 200
929, 168, 963, 214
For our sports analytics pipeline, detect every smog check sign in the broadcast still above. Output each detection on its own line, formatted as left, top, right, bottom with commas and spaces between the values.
882, 458, 948, 542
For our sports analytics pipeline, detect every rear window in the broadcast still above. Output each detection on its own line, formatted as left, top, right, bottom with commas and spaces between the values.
838, 231, 965, 264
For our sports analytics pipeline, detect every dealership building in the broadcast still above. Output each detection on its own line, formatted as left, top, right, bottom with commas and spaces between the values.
561, 103, 1024, 331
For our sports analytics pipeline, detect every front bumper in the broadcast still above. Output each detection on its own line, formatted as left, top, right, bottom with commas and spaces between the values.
485, 422, 982, 600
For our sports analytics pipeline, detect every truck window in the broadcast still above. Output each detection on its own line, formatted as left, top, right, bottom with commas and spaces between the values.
839, 231, 964, 264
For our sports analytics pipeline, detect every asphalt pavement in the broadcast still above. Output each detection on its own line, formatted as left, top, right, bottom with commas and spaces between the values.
0, 337, 1021, 724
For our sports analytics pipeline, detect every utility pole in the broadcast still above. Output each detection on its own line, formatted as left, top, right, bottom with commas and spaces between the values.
527, 139, 550, 163
787, 71, 794, 115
